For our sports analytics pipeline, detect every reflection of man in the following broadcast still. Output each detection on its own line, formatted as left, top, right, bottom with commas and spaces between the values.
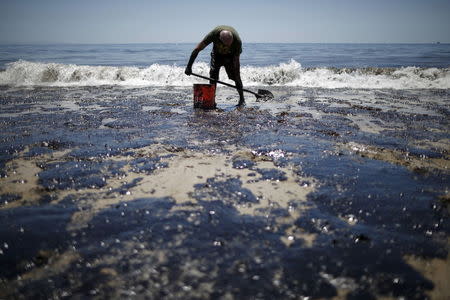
185, 25, 245, 106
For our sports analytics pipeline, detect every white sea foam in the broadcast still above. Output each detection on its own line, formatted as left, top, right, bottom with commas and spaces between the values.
0, 60, 449, 89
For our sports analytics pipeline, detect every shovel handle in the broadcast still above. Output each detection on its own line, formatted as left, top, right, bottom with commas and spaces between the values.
190, 72, 260, 97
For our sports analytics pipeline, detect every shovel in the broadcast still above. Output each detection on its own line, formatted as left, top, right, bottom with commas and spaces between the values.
190, 72, 274, 100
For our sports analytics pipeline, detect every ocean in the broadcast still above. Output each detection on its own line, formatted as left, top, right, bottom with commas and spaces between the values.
0, 43, 449, 88
0, 43, 449, 299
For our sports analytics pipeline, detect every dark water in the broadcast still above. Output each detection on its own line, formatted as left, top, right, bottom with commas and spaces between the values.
1, 43, 450, 68
0, 84, 449, 298
0, 39, 449, 300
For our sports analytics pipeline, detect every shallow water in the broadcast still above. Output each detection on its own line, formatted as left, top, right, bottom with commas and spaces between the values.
0, 85, 449, 299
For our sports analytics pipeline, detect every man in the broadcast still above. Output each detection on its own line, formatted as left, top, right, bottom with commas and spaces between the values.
185, 25, 245, 106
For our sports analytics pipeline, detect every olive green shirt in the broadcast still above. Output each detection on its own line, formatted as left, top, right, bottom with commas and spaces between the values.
202, 25, 242, 56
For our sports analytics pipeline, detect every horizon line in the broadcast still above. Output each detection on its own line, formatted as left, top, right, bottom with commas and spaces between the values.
0, 41, 449, 46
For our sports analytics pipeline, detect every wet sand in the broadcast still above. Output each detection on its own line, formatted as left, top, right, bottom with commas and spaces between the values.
0, 86, 449, 299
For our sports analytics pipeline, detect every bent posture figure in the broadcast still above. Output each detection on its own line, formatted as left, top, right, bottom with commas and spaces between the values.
185, 25, 245, 106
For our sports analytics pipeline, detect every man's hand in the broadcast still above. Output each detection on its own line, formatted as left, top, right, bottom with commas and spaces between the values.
185, 66, 192, 76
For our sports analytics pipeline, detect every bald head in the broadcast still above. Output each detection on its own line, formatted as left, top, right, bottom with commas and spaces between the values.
219, 30, 233, 46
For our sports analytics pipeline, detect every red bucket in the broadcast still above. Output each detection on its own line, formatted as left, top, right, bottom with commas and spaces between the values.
193, 84, 216, 109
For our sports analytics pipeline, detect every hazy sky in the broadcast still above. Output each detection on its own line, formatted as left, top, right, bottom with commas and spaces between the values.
1, 0, 449, 44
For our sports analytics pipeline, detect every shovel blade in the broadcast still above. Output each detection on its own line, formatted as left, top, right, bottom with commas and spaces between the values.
256, 89, 274, 101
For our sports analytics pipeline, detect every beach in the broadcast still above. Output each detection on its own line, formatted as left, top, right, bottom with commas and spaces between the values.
0, 43, 449, 299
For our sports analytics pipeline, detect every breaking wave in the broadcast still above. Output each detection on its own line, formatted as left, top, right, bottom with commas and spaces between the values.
0, 60, 449, 89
